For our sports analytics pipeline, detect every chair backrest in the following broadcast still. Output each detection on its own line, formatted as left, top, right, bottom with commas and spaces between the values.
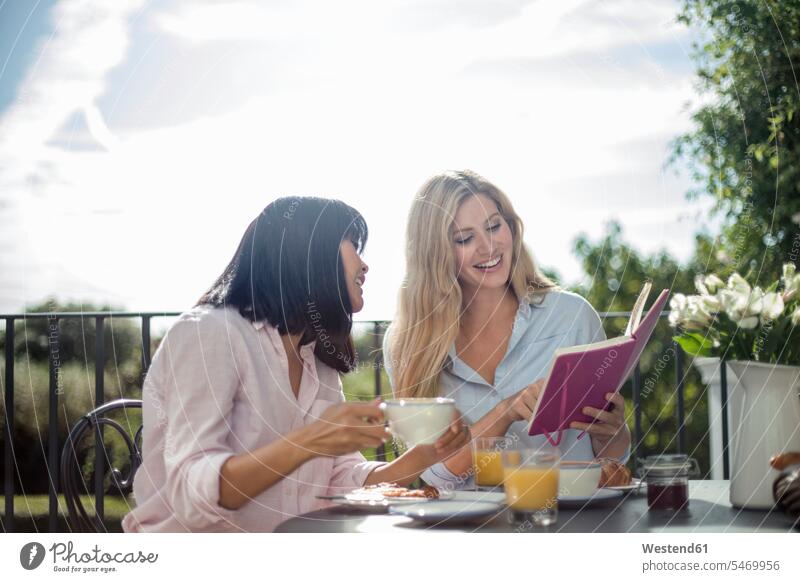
60, 398, 143, 533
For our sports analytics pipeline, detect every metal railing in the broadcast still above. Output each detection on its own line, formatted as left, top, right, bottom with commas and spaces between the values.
1, 309, 726, 532
2, 311, 173, 533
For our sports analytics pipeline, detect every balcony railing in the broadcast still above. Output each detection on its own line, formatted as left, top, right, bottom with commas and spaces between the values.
1, 309, 728, 532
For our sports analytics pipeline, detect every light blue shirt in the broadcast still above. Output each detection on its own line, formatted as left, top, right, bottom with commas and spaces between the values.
383, 289, 631, 490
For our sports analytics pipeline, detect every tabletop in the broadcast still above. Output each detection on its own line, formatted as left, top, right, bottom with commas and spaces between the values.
274, 480, 799, 533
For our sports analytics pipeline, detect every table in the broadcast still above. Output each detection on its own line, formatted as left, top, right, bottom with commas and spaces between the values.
275, 481, 799, 533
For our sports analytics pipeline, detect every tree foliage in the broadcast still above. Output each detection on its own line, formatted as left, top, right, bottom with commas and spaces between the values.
672, 0, 800, 283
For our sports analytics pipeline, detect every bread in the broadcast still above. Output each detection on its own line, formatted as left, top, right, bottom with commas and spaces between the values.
599, 460, 632, 487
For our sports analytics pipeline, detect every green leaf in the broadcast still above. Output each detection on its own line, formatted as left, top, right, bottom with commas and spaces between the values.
673, 333, 713, 357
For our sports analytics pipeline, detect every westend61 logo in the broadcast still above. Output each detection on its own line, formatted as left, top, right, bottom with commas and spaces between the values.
19, 541, 158, 574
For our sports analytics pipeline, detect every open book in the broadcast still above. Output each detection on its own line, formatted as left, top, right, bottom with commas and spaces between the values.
527, 284, 670, 445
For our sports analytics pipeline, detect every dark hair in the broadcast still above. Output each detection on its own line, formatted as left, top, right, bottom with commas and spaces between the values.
196, 196, 368, 373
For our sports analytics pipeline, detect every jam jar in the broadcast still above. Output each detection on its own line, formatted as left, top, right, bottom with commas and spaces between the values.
640, 454, 700, 511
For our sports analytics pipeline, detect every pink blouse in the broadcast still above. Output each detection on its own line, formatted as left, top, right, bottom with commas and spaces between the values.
122, 305, 383, 533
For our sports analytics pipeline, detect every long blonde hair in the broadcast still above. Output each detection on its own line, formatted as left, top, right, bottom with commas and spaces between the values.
388, 170, 557, 398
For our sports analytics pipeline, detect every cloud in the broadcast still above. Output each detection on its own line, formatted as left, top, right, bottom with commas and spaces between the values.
561, 0, 681, 47
0, 0, 145, 309
463, 37, 694, 92
0, 0, 145, 194
154, 0, 540, 43
0, 0, 708, 317
153, 0, 283, 43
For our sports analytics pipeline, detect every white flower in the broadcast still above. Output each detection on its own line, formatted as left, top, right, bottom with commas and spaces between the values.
685, 296, 713, 329
782, 263, 800, 301
727, 272, 751, 295
721, 286, 764, 325
670, 293, 715, 331
701, 293, 721, 313
668, 294, 688, 327
705, 274, 724, 293
738, 316, 760, 330
760, 292, 784, 320
695, 275, 709, 295
695, 274, 724, 299
744, 287, 765, 317
718, 289, 747, 317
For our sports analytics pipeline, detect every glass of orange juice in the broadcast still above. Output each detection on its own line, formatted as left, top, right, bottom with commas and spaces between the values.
471, 436, 515, 490
502, 445, 560, 526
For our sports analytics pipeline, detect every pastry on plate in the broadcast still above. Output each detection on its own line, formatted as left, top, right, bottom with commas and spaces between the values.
352, 482, 440, 499
598, 459, 632, 488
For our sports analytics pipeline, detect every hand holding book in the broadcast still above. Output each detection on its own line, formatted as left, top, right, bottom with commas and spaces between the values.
569, 391, 627, 447
527, 285, 670, 446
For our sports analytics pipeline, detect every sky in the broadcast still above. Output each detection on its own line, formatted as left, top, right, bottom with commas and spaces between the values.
0, 0, 718, 322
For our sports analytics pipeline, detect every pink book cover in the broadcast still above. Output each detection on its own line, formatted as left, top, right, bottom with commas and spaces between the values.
528, 288, 670, 445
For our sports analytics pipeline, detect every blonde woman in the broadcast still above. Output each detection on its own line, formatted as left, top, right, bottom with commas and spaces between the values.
383, 170, 631, 489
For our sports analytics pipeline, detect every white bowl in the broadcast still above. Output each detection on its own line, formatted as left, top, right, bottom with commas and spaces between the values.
380, 398, 455, 445
559, 461, 603, 497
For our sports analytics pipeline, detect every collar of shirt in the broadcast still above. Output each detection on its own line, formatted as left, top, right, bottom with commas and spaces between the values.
250, 319, 320, 412
445, 300, 534, 390
251, 319, 317, 354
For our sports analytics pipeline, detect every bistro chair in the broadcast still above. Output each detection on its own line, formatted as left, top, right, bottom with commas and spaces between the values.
60, 398, 142, 532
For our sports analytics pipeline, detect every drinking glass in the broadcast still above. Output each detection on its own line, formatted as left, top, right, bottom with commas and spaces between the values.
471, 436, 515, 490
502, 445, 560, 526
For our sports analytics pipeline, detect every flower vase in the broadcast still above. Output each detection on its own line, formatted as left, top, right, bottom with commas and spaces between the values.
727, 361, 800, 509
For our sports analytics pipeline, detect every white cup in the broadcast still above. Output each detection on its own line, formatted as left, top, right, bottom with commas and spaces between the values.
559, 461, 603, 497
379, 398, 455, 445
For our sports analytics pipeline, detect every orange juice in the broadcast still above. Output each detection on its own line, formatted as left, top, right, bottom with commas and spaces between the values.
473, 450, 505, 486
503, 466, 559, 510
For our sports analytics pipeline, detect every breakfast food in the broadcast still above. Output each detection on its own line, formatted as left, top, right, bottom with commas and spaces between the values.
353, 483, 440, 499
598, 459, 632, 487
769, 452, 800, 471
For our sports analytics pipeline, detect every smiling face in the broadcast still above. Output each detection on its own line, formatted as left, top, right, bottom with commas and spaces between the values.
340, 239, 368, 313
450, 193, 514, 293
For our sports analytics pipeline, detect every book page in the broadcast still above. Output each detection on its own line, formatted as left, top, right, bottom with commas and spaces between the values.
625, 281, 652, 336
551, 335, 632, 356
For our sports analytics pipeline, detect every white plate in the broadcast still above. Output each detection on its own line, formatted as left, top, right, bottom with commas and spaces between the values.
452, 491, 506, 504
558, 488, 623, 506
389, 500, 503, 524
454, 488, 623, 507
601, 478, 644, 492
324, 489, 455, 508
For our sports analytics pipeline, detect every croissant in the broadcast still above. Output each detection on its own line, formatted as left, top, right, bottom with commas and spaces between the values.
599, 459, 632, 487
769, 452, 800, 471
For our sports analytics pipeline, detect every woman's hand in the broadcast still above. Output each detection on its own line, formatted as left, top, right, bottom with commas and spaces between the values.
299, 401, 388, 457
497, 378, 545, 423
569, 392, 630, 452
411, 411, 472, 466
364, 410, 471, 487
436, 381, 544, 478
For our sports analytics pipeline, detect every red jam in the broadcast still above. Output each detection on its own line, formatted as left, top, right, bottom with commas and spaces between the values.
647, 482, 689, 511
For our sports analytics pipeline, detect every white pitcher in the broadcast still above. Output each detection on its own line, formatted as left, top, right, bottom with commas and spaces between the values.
728, 361, 800, 509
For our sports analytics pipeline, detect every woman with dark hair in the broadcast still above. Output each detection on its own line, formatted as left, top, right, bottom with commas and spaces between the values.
122, 197, 469, 532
